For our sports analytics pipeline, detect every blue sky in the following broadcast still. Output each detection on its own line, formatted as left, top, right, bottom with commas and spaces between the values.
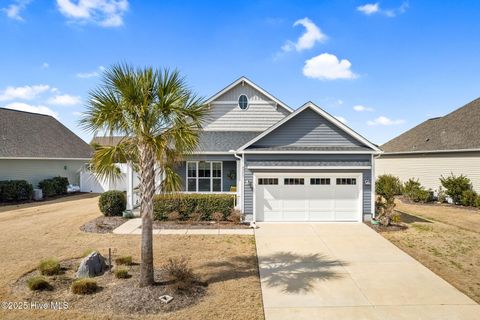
1, 0, 480, 145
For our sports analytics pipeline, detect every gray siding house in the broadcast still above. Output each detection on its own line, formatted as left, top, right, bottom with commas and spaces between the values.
96, 77, 381, 222
0, 108, 92, 187
376, 98, 480, 192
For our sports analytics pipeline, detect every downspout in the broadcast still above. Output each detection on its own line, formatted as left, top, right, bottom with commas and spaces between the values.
231, 150, 243, 212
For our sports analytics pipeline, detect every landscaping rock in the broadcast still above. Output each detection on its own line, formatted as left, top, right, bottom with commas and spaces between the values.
76, 251, 108, 278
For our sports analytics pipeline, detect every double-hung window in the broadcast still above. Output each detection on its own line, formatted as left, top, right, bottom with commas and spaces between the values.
186, 161, 222, 192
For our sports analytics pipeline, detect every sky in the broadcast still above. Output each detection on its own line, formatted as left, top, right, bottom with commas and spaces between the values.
1, 0, 480, 145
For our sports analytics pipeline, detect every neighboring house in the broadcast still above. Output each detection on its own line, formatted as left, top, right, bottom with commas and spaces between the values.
94, 77, 381, 222
0, 108, 92, 187
376, 98, 480, 192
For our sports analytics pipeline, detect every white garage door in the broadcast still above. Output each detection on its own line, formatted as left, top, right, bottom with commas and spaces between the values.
255, 173, 362, 222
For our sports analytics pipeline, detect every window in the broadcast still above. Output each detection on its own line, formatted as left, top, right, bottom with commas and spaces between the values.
284, 178, 304, 185
186, 161, 222, 192
310, 178, 330, 185
336, 178, 356, 185
238, 94, 248, 110
258, 178, 278, 185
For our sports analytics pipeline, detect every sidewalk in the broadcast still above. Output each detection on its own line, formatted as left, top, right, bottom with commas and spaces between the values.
112, 218, 254, 235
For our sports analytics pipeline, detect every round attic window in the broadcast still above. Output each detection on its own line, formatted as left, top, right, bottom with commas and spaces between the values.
238, 94, 248, 110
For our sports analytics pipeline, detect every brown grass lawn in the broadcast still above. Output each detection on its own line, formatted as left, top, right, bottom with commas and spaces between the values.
0, 194, 264, 320
380, 200, 480, 303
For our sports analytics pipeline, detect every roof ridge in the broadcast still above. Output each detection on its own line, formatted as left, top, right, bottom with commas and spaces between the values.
0, 107, 52, 117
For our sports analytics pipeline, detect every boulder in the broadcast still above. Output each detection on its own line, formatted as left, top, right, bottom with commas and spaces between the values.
76, 251, 108, 278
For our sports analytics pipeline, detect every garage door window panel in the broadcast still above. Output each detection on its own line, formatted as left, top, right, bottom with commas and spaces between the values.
284, 178, 304, 185
336, 178, 357, 185
310, 178, 331, 185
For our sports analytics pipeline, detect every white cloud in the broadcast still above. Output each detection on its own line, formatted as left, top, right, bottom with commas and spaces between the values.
76, 66, 105, 78
303, 53, 357, 80
367, 116, 404, 126
2, 102, 58, 118
282, 17, 327, 52
48, 94, 82, 106
353, 104, 374, 112
357, 1, 408, 17
41, 62, 49, 69
2, 0, 31, 21
72, 111, 82, 116
56, 0, 128, 27
0, 84, 51, 101
335, 116, 348, 124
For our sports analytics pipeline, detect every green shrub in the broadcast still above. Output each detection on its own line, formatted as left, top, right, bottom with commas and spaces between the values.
38, 179, 56, 197
461, 190, 478, 207
27, 276, 52, 291
99, 191, 126, 216
437, 186, 447, 203
114, 267, 130, 279
440, 174, 472, 204
71, 279, 98, 295
114, 255, 132, 265
475, 196, 480, 208
403, 178, 432, 203
376, 175, 402, 201
0, 180, 33, 202
52, 176, 69, 195
153, 194, 235, 221
39, 258, 61, 276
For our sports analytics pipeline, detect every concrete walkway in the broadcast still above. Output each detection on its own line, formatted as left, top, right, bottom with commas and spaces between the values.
255, 223, 479, 320
112, 218, 254, 235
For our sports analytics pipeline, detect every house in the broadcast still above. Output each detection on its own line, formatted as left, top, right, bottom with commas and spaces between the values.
0, 108, 92, 187
376, 98, 480, 192
94, 77, 381, 222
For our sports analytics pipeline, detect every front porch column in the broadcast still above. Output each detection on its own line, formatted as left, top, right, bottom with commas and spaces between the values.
126, 161, 134, 210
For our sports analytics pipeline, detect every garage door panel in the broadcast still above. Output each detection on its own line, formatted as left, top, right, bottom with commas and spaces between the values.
308, 211, 335, 221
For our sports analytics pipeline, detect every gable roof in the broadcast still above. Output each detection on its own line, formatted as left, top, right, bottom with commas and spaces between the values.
92, 131, 262, 154
0, 108, 92, 159
382, 98, 480, 154
205, 76, 293, 113
238, 102, 381, 153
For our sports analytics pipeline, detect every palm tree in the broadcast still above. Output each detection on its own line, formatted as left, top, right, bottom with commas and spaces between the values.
81, 64, 208, 286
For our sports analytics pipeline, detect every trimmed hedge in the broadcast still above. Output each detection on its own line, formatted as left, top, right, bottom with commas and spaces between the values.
153, 193, 235, 221
0, 180, 33, 202
38, 176, 69, 197
99, 190, 126, 216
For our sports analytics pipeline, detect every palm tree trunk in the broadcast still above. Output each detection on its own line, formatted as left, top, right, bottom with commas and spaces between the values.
139, 142, 155, 287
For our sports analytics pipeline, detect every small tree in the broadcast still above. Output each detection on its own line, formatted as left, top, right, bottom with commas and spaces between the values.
375, 174, 402, 226
403, 178, 431, 203
439, 174, 472, 204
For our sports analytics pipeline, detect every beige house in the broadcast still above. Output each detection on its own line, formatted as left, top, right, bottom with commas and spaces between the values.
376, 98, 480, 192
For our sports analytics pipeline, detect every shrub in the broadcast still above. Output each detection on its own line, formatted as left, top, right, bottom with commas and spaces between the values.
440, 174, 472, 204
38, 179, 56, 197
475, 196, 480, 208
212, 211, 224, 222
153, 194, 235, 221
39, 258, 61, 276
0, 180, 33, 202
27, 276, 52, 291
161, 257, 197, 292
228, 209, 242, 224
189, 211, 202, 222
115, 255, 132, 266
403, 178, 432, 203
52, 176, 69, 195
114, 267, 130, 279
437, 186, 447, 203
98, 191, 126, 216
71, 279, 98, 295
167, 211, 181, 221
461, 190, 478, 207
376, 175, 402, 201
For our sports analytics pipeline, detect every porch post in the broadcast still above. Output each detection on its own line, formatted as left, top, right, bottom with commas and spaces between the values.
236, 159, 242, 210
126, 161, 134, 210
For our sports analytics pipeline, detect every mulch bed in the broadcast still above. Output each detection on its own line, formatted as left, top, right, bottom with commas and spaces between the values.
12, 258, 207, 315
80, 216, 127, 233
366, 222, 408, 232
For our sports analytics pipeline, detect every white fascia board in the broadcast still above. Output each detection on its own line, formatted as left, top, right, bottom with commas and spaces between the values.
237, 102, 382, 153
0, 157, 91, 160
204, 76, 293, 113
190, 152, 233, 155
247, 166, 372, 170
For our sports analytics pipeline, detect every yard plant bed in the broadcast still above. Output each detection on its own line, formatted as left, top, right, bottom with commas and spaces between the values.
12, 258, 207, 315
153, 221, 251, 230
80, 216, 127, 233
0, 194, 264, 320
373, 204, 480, 303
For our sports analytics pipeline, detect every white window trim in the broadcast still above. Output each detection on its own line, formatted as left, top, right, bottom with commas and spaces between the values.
238, 94, 249, 110
186, 161, 223, 192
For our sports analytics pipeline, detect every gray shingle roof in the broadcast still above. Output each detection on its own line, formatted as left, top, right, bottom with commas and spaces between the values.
0, 108, 92, 159
91, 131, 262, 153
382, 98, 480, 153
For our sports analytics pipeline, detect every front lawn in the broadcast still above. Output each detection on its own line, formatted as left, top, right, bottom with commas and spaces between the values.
376, 200, 480, 303
0, 194, 264, 320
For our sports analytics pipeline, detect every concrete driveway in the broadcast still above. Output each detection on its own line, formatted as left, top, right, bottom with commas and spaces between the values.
255, 223, 480, 320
